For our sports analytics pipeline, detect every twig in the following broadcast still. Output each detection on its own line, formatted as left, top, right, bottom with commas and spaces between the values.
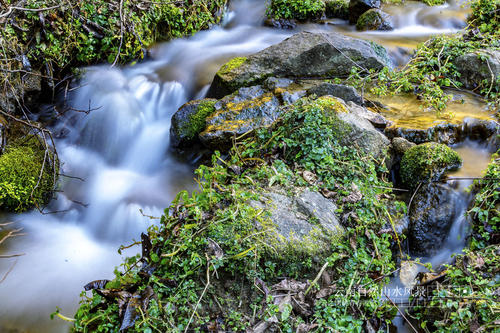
0, 259, 17, 284
0, 5, 62, 19
112, 0, 124, 67
0, 228, 24, 245
184, 256, 211, 333
383, 292, 418, 333
305, 261, 329, 296
407, 182, 422, 214
0, 253, 25, 258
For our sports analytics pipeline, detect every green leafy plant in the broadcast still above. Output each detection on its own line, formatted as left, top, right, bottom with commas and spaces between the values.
266, 0, 326, 20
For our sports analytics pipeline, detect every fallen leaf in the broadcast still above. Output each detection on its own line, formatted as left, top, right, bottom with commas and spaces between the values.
302, 170, 317, 184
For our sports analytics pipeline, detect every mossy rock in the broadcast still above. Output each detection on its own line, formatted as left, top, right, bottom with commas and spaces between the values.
356, 9, 393, 31
0, 136, 58, 212
207, 32, 392, 99
170, 99, 217, 148
400, 142, 462, 189
325, 0, 349, 19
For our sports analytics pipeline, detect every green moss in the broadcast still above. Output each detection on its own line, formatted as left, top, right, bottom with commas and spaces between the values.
325, 0, 349, 19
216, 57, 247, 77
266, 0, 325, 20
0, 137, 57, 212
400, 142, 462, 189
184, 100, 217, 140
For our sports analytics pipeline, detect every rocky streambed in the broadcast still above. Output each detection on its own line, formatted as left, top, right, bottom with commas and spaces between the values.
0, 0, 498, 332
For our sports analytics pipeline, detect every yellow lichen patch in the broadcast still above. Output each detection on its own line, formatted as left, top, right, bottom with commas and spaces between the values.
207, 93, 275, 121
203, 119, 250, 133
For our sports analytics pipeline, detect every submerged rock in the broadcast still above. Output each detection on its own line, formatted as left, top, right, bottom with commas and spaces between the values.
207, 32, 391, 99
349, 0, 381, 24
409, 183, 459, 256
263, 18, 297, 29
170, 99, 217, 148
250, 188, 344, 255
307, 83, 364, 105
356, 9, 393, 31
453, 49, 500, 90
385, 117, 500, 148
199, 86, 281, 150
400, 142, 462, 189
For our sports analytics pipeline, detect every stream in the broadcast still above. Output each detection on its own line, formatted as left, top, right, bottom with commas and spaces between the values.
0, 0, 494, 332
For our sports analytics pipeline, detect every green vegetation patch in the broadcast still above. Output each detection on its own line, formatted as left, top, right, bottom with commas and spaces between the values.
73, 96, 405, 332
400, 142, 462, 189
0, 136, 57, 212
468, 152, 499, 250
343, 0, 499, 114
266, 0, 326, 20
412, 245, 499, 332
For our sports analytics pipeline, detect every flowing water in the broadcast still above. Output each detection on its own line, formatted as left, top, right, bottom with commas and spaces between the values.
0, 0, 492, 332
388, 140, 493, 332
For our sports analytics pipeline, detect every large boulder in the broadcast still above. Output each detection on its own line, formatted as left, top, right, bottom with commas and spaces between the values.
170, 99, 217, 148
409, 183, 460, 256
250, 188, 344, 255
199, 86, 281, 150
356, 9, 393, 31
207, 32, 392, 99
400, 142, 462, 189
349, 0, 381, 24
307, 83, 364, 105
453, 49, 500, 90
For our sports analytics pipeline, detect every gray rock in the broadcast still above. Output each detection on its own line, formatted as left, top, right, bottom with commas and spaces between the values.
250, 189, 344, 253
356, 9, 393, 31
207, 32, 392, 99
170, 99, 217, 148
392, 137, 416, 156
307, 83, 364, 105
409, 183, 460, 256
199, 86, 281, 150
346, 101, 390, 128
263, 77, 295, 91
335, 99, 390, 158
263, 18, 297, 29
454, 49, 500, 90
349, 0, 381, 24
